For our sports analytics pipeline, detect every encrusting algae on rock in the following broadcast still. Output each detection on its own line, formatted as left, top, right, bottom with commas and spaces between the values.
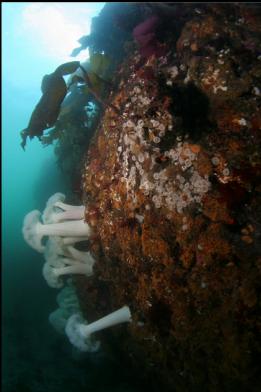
75, 3, 261, 391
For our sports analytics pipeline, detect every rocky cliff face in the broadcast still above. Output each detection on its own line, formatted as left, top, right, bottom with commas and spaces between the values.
76, 4, 261, 391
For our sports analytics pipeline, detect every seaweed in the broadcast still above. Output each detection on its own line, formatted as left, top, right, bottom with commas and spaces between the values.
20, 61, 80, 150
20, 52, 117, 150
70, 3, 135, 62
40, 81, 102, 193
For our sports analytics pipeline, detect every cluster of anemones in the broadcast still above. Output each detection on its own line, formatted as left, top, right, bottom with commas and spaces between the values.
22, 193, 132, 352
115, 84, 211, 214
22, 193, 94, 287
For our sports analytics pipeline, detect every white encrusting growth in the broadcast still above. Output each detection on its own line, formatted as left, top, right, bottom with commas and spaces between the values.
65, 306, 132, 352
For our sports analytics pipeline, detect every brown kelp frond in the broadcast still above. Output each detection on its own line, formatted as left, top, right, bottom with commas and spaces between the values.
20, 61, 80, 150
54, 61, 81, 76
79, 65, 120, 115
70, 3, 134, 62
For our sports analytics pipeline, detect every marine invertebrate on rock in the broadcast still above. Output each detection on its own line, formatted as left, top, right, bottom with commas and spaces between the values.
44, 236, 95, 269
65, 313, 101, 352
65, 306, 132, 352
79, 3, 261, 390
62, 236, 89, 245
22, 210, 92, 253
44, 237, 68, 267
49, 308, 69, 334
42, 193, 65, 224
66, 246, 96, 265
54, 200, 85, 212
43, 260, 94, 288
55, 206, 85, 222
43, 193, 85, 224
133, 15, 166, 59
56, 283, 80, 311
85, 205, 100, 227
49, 284, 80, 334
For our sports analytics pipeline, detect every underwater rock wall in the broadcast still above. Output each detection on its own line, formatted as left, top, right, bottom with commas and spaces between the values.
78, 4, 261, 392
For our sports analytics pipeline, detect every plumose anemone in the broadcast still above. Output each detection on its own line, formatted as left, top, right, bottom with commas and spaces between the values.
22, 210, 92, 253
65, 306, 132, 352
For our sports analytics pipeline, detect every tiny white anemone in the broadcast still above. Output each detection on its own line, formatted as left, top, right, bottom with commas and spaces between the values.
65, 306, 132, 352
22, 210, 92, 253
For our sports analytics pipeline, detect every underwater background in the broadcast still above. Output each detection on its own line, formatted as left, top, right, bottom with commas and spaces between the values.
3, 3, 261, 392
2, 3, 144, 392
